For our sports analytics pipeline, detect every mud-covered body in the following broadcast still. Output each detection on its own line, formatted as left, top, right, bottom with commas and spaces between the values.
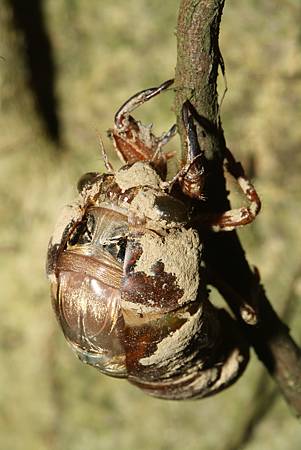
47, 162, 239, 399
47, 81, 261, 400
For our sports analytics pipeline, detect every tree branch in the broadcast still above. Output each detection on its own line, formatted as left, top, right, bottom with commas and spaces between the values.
174, 0, 301, 417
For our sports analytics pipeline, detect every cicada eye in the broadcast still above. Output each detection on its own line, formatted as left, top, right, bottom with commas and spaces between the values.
68, 213, 96, 246
77, 172, 99, 193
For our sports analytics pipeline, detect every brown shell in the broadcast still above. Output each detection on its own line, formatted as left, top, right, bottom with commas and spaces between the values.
47, 167, 248, 400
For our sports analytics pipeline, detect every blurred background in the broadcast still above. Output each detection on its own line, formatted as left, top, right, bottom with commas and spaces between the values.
1, 1, 301, 449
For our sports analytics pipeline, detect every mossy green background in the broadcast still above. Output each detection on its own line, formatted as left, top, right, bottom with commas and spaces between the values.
1, 1, 301, 449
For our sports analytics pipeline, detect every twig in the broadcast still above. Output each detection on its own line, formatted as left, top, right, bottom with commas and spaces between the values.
174, 0, 301, 417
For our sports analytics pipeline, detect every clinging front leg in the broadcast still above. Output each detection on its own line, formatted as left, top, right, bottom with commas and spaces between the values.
108, 79, 175, 180
180, 101, 261, 231
171, 101, 208, 199
114, 79, 174, 130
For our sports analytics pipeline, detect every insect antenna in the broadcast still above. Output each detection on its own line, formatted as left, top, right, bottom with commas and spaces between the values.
96, 129, 114, 173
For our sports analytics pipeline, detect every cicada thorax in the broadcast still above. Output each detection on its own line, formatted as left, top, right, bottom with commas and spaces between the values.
51, 198, 219, 392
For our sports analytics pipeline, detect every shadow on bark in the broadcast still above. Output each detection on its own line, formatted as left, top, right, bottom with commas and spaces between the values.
9, 0, 61, 145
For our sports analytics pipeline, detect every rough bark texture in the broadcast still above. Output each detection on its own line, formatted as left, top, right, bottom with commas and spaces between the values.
175, 0, 223, 162
175, 0, 301, 417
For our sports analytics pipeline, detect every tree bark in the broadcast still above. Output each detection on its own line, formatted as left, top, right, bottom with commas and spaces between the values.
175, 0, 301, 417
